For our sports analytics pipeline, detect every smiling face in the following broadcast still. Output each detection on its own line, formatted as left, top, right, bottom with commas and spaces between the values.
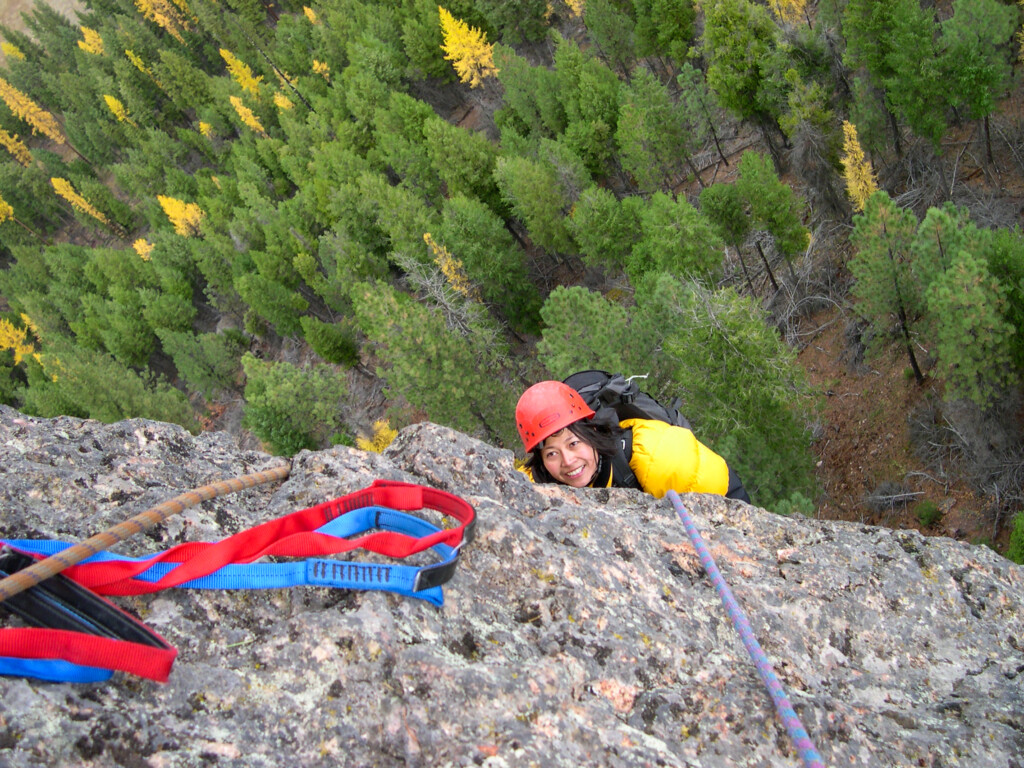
540, 427, 599, 488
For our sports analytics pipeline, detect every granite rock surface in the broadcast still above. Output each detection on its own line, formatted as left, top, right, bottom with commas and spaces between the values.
0, 406, 1021, 767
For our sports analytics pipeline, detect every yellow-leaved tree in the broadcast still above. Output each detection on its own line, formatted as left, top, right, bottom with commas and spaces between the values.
273, 92, 294, 110
51, 177, 109, 225
0, 315, 37, 365
303, 6, 319, 24
0, 77, 65, 145
840, 121, 877, 213
0, 128, 31, 166
1, 43, 25, 60
424, 232, 480, 300
157, 194, 205, 236
104, 95, 137, 127
356, 419, 398, 453
767, 0, 808, 26
78, 27, 105, 55
220, 49, 262, 97
438, 6, 497, 88
134, 0, 190, 43
133, 239, 154, 260
229, 96, 268, 137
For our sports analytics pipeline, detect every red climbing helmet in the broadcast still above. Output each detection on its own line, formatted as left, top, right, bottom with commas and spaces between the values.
515, 380, 595, 453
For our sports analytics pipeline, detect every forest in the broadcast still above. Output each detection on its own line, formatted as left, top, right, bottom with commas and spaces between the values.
0, 0, 1022, 558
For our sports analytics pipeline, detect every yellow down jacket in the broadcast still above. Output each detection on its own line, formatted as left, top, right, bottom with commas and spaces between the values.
617, 418, 730, 498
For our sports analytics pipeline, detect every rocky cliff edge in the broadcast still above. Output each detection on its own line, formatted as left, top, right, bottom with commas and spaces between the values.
0, 406, 1021, 767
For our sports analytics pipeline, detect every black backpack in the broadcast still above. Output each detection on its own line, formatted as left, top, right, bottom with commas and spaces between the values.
561, 370, 691, 489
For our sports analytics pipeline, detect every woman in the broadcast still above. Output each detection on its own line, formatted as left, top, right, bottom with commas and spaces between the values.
515, 380, 750, 502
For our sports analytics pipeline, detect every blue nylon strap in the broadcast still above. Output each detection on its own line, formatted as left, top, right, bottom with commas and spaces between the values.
0, 656, 112, 683
2, 507, 454, 608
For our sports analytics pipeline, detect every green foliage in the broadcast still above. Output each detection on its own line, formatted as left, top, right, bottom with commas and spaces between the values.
986, 228, 1024, 369
537, 285, 632, 378
639, 275, 819, 509
1007, 512, 1024, 565
939, 0, 1019, 122
914, 500, 943, 528
235, 273, 309, 337
158, 329, 247, 399
493, 153, 578, 255
735, 151, 809, 262
924, 250, 1017, 409
583, 0, 636, 75
300, 316, 360, 366
19, 339, 196, 431
616, 68, 695, 193
241, 353, 347, 455
703, 0, 788, 125
848, 190, 921, 352
568, 186, 642, 272
628, 192, 723, 287
633, 0, 695, 63
438, 194, 542, 332
351, 281, 518, 448
493, 45, 565, 139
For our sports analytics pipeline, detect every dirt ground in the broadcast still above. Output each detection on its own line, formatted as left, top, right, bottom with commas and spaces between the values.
1, 0, 83, 43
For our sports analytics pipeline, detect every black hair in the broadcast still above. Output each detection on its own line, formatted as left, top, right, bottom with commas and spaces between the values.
525, 410, 623, 484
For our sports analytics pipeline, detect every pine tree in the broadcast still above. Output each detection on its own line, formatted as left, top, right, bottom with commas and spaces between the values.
699, 183, 755, 294
241, 354, 347, 455
438, 6, 497, 88
840, 120, 877, 213
0, 193, 44, 241
536, 285, 632, 377
628, 191, 723, 287
849, 190, 925, 384
925, 249, 1017, 409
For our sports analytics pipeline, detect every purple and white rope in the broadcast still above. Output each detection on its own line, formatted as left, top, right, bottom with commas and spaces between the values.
666, 490, 825, 768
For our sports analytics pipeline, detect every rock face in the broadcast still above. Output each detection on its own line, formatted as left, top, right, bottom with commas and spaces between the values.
0, 405, 1022, 768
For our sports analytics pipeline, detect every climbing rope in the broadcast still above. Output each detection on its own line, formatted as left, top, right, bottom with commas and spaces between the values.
0, 462, 292, 605
666, 490, 825, 768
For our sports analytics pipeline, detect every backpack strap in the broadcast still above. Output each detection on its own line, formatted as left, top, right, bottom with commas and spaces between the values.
610, 428, 641, 490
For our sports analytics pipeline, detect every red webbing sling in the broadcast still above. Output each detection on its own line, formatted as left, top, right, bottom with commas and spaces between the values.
59, 480, 476, 596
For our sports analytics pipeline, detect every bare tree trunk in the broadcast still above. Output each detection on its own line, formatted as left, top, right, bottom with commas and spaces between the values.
754, 239, 779, 291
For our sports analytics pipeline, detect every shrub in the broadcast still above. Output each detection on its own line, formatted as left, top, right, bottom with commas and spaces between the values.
1007, 512, 1024, 565
914, 500, 942, 528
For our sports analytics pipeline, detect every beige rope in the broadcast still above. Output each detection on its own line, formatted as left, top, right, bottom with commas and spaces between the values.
0, 462, 292, 604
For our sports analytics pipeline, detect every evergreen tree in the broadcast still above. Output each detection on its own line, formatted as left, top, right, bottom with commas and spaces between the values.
351, 280, 518, 447
735, 151, 809, 284
702, 0, 789, 158
699, 183, 755, 294
616, 68, 699, 193
437, 194, 542, 332
628, 191, 723, 287
241, 354, 348, 455
493, 153, 578, 254
939, 0, 1019, 165
925, 250, 1017, 409
849, 190, 925, 384
536, 285, 632, 378
638, 274, 818, 512
157, 329, 248, 399
567, 185, 642, 272
19, 338, 197, 431
583, 0, 636, 76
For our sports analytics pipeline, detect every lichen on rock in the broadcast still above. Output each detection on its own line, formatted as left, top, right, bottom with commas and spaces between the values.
0, 406, 1022, 767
